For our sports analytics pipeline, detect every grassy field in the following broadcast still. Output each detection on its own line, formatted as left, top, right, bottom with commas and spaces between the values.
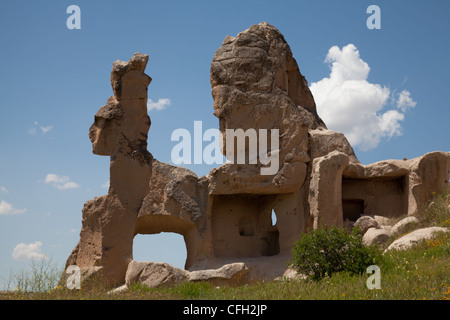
1, 191, 449, 300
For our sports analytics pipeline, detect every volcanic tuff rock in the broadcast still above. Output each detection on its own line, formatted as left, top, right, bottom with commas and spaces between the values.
124, 261, 249, 288
384, 227, 449, 252
64, 22, 450, 288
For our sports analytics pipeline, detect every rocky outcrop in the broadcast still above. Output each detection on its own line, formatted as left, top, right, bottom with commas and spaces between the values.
63, 22, 450, 289
65, 53, 153, 286
209, 22, 323, 190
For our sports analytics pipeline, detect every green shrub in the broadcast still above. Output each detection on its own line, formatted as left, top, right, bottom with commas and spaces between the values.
289, 226, 380, 281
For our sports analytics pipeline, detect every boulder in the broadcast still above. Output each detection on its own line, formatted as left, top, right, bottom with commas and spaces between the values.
125, 261, 189, 288
373, 215, 392, 226
189, 263, 249, 285
380, 225, 393, 234
125, 261, 250, 288
391, 216, 420, 235
363, 227, 391, 246
354, 216, 379, 234
384, 227, 449, 252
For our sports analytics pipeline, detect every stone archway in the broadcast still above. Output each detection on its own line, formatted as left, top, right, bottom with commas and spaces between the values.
133, 232, 187, 269
134, 214, 198, 269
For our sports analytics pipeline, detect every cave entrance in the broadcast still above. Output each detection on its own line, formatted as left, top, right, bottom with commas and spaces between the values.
342, 176, 408, 219
342, 199, 365, 222
211, 194, 280, 258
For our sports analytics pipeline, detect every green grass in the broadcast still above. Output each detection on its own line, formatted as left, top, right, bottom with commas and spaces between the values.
1, 190, 449, 300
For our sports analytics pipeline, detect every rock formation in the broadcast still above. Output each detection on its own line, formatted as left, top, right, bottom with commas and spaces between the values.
64, 22, 450, 289
65, 53, 153, 285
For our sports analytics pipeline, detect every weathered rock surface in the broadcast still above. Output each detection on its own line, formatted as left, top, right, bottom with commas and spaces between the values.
309, 151, 349, 229
63, 22, 450, 289
391, 216, 420, 235
309, 129, 359, 163
66, 53, 153, 286
125, 261, 249, 288
373, 215, 392, 226
126, 261, 189, 288
354, 216, 380, 234
210, 22, 325, 190
363, 227, 391, 246
384, 227, 449, 252
189, 263, 250, 285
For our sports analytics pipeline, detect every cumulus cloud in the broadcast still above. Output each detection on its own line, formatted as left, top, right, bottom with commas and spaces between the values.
0, 186, 8, 193
147, 98, 171, 111
310, 44, 416, 151
12, 241, 45, 261
44, 174, 80, 190
0, 200, 27, 215
396, 89, 417, 112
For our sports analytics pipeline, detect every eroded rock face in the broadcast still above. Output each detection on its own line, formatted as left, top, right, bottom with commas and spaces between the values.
210, 22, 325, 177
64, 23, 450, 289
309, 151, 349, 229
65, 53, 154, 287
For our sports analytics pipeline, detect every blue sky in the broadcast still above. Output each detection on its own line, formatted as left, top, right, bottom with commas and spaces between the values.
1, 1, 449, 288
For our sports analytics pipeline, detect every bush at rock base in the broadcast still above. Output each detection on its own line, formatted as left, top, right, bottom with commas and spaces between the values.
289, 226, 381, 281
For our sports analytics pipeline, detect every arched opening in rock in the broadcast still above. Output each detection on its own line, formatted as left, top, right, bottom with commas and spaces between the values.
134, 214, 198, 269
271, 209, 277, 226
261, 208, 280, 256
132, 232, 187, 270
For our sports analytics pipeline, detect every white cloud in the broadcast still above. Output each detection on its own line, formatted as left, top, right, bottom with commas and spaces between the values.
45, 174, 80, 190
147, 98, 171, 111
40, 125, 54, 134
28, 122, 54, 135
12, 241, 45, 261
396, 89, 417, 112
0, 186, 8, 193
101, 181, 110, 189
310, 44, 416, 151
0, 200, 27, 215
